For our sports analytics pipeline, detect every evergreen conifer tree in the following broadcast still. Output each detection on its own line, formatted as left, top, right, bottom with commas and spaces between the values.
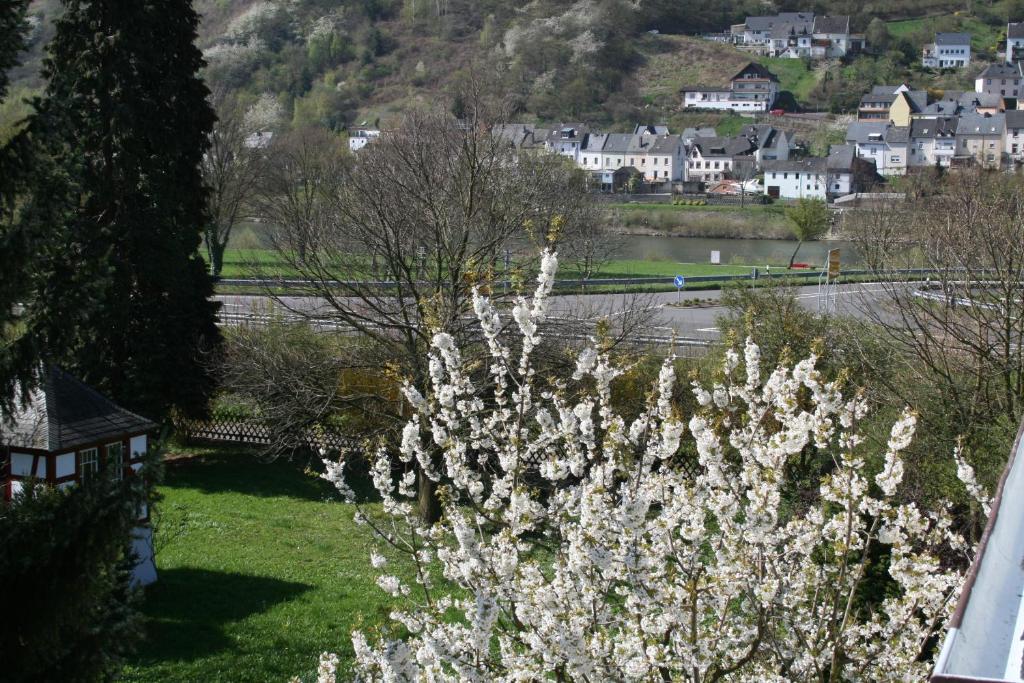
9, 0, 221, 419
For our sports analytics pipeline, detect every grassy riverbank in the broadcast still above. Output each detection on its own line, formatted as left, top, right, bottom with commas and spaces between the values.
607, 203, 795, 239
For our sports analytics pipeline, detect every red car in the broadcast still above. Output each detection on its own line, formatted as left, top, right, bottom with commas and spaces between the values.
770, 108, 785, 117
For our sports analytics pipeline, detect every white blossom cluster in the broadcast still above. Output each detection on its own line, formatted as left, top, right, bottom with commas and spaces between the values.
317, 250, 973, 681
225, 1, 283, 41
244, 93, 285, 134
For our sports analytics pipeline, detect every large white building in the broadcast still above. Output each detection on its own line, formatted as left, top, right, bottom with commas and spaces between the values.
681, 63, 779, 113
762, 145, 873, 200
922, 32, 971, 68
730, 13, 863, 58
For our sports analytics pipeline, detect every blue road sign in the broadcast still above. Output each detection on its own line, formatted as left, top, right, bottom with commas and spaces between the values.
674, 275, 685, 288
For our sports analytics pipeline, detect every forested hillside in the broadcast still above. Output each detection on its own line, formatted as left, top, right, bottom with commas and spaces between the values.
6, 0, 1024, 134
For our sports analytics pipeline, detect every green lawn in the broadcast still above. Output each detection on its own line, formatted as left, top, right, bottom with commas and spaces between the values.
887, 14, 1004, 54
761, 58, 819, 101
211, 246, 787, 281
121, 447, 408, 683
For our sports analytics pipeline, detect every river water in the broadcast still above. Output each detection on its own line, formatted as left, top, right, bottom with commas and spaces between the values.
614, 235, 860, 267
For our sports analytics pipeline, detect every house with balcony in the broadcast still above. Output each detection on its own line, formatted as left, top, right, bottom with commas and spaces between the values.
922, 32, 971, 68
731, 13, 814, 48
845, 122, 909, 176
767, 20, 814, 57
681, 62, 779, 113
858, 85, 928, 126
908, 117, 959, 168
811, 15, 863, 58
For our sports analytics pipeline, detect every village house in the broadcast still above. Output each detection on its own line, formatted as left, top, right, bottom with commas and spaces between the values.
762, 144, 874, 200
492, 123, 551, 155
916, 91, 1003, 118
730, 13, 862, 57
686, 136, 756, 183
681, 62, 779, 113
544, 124, 590, 164
955, 113, 1006, 168
1, 367, 157, 586
975, 62, 1023, 99
922, 32, 971, 68
767, 20, 814, 58
1005, 110, 1024, 163
731, 12, 814, 47
858, 85, 928, 126
579, 132, 686, 185
738, 124, 797, 165
908, 116, 959, 168
845, 122, 909, 176
348, 127, 381, 152
811, 15, 863, 58
1007, 21, 1024, 62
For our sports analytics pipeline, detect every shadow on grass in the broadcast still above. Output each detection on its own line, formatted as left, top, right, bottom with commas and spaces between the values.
135, 567, 312, 665
163, 445, 381, 503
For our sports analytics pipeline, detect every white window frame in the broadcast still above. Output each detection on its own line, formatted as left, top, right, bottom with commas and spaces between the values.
80, 447, 99, 480
106, 442, 125, 481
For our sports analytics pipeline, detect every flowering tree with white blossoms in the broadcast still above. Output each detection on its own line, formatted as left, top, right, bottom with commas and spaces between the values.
317, 250, 976, 682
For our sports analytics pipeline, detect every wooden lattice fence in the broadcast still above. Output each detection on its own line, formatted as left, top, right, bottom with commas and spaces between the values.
176, 412, 360, 455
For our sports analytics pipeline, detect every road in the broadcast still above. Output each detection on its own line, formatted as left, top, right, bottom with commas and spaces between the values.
215, 281, 895, 343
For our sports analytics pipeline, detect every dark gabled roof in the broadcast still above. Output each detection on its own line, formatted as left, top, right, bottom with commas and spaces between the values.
978, 62, 1023, 79
648, 135, 683, 154
934, 32, 970, 46
745, 13, 812, 32
691, 136, 756, 157
813, 15, 850, 34
910, 116, 959, 138
827, 144, 859, 171
1, 367, 156, 452
1006, 109, 1024, 128
730, 62, 779, 82
956, 113, 1005, 136
846, 121, 889, 143
770, 22, 812, 39
1009, 22, 1024, 39
886, 126, 910, 143
860, 93, 896, 106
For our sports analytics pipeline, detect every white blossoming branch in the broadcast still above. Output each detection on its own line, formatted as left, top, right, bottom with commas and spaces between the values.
310, 249, 976, 682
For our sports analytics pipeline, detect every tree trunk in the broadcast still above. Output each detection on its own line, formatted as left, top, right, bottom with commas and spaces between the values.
417, 467, 440, 524
210, 241, 225, 278
789, 240, 804, 269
